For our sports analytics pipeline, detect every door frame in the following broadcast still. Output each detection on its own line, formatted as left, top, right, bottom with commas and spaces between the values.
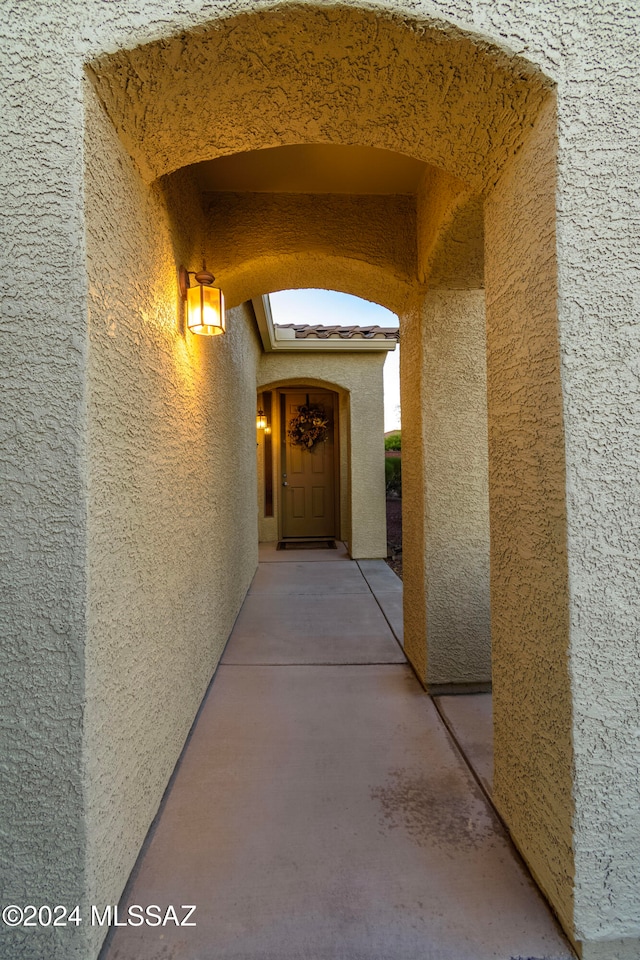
276, 386, 341, 541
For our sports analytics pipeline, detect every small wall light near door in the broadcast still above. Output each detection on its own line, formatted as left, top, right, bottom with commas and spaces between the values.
179, 264, 225, 336
256, 409, 267, 431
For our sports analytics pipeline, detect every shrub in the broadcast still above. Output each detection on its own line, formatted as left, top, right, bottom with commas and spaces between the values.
385, 455, 402, 495
384, 431, 401, 451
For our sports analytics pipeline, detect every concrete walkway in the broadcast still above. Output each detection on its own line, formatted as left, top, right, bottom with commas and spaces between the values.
101, 548, 574, 960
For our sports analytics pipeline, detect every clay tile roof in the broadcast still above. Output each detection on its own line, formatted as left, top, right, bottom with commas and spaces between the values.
277, 323, 399, 341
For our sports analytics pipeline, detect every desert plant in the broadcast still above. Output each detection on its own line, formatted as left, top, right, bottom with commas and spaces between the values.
385, 455, 402, 495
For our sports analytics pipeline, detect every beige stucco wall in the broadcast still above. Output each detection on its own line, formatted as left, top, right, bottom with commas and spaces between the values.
402, 289, 491, 689
257, 353, 388, 559
87, 5, 550, 191
484, 93, 575, 935
205, 193, 416, 310
404, 171, 491, 691
399, 302, 429, 682
0, 13, 88, 957
82, 80, 262, 958
1, 3, 639, 959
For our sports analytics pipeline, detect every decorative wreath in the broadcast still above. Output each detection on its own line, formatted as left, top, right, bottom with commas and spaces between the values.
288, 403, 329, 450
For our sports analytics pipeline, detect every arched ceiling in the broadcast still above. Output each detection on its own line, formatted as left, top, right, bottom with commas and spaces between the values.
214, 251, 414, 314
87, 3, 552, 307
202, 190, 416, 310
194, 144, 427, 195
87, 3, 552, 191
188, 162, 484, 307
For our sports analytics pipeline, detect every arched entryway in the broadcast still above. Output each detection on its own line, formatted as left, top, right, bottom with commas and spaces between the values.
259, 382, 343, 546
257, 364, 391, 560
82, 4, 584, 953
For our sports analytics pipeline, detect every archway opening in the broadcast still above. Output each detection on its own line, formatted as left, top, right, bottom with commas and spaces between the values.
84, 4, 573, 948
257, 288, 399, 559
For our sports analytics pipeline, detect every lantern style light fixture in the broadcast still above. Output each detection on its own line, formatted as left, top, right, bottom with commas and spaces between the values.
256, 408, 267, 431
179, 263, 225, 336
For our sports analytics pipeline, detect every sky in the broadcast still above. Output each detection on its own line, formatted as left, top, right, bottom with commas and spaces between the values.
269, 289, 401, 432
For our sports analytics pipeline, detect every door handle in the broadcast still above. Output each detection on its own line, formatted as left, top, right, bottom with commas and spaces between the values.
282, 481, 288, 486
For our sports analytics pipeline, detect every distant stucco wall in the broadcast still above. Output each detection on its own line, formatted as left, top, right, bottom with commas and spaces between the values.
83, 81, 261, 956
257, 353, 388, 559
205, 193, 416, 309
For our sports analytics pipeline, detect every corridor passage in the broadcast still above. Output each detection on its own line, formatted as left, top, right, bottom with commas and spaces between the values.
101, 547, 574, 960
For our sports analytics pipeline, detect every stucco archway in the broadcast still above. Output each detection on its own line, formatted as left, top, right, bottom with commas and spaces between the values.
256, 364, 389, 559
84, 3, 574, 949
88, 5, 551, 186
214, 251, 413, 315
256, 377, 348, 545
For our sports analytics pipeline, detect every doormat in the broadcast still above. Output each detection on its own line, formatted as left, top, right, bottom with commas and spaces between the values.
277, 540, 337, 550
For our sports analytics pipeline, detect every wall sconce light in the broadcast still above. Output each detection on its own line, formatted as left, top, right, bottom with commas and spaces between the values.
256, 409, 267, 431
179, 263, 225, 336
264, 425, 271, 436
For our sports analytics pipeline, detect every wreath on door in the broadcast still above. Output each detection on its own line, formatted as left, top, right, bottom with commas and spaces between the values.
288, 403, 329, 450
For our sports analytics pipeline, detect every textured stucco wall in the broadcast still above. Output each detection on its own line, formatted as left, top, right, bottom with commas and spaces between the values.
258, 354, 388, 559
399, 301, 429, 681
485, 95, 575, 934
0, 7, 89, 960
205, 192, 416, 310
83, 81, 261, 957
87, 4, 549, 190
416, 166, 470, 284
427, 195, 484, 290
2, 2, 639, 958
422, 290, 490, 687
552, 14, 640, 952
401, 291, 490, 689
404, 179, 490, 691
